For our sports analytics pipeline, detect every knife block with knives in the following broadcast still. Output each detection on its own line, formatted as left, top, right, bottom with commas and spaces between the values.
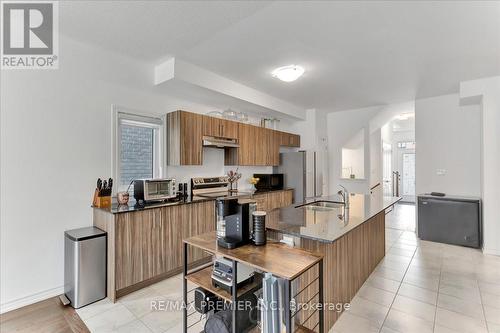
92, 178, 113, 208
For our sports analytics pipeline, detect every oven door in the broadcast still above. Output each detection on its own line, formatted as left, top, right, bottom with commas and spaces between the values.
144, 179, 174, 201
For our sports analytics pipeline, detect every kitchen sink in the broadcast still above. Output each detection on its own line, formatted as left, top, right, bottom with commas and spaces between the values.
298, 200, 345, 211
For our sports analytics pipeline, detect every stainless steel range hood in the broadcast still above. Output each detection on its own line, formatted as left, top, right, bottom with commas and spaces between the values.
202, 136, 240, 148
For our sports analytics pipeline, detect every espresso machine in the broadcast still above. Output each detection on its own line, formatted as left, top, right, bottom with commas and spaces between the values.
216, 198, 256, 249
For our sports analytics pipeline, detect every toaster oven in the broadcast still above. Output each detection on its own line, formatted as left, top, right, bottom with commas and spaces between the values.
133, 178, 177, 203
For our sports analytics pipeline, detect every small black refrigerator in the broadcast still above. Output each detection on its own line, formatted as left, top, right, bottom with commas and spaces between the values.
417, 194, 482, 248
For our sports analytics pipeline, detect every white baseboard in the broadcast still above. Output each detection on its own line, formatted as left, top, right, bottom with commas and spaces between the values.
0, 285, 64, 314
483, 248, 500, 256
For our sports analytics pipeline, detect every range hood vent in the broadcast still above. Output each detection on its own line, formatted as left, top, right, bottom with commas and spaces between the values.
202, 136, 240, 148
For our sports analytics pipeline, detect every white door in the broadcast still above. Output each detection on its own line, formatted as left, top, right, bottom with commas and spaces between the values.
402, 153, 415, 202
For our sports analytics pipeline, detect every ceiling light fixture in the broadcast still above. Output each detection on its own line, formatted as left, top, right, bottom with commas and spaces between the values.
271, 65, 305, 82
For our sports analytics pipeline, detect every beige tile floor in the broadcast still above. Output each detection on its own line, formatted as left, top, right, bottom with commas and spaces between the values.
332, 204, 500, 333
78, 204, 500, 333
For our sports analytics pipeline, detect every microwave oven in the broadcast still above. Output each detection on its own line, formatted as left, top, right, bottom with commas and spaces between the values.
133, 178, 177, 202
253, 174, 284, 191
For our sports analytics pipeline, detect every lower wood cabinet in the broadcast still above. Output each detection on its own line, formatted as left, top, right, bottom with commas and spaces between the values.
94, 200, 215, 301
254, 189, 294, 212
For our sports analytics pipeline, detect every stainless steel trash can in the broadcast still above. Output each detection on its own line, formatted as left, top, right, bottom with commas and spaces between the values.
64, 227, 106, 308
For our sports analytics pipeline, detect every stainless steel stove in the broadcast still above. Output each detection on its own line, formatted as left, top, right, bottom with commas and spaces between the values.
191, 176, 252, 199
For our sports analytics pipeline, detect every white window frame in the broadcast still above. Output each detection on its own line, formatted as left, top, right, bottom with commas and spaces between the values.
111, 105, 165, 193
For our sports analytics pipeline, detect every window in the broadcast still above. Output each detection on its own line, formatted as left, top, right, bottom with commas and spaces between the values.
114, 110, 164, 191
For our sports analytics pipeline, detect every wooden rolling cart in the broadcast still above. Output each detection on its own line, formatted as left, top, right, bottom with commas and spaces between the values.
183, 232, 325, 333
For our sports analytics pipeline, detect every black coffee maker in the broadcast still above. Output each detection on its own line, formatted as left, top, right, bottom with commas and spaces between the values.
216, 198, 253, 249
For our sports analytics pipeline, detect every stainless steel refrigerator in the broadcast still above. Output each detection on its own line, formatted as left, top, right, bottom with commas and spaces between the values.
273, 151, 327, 204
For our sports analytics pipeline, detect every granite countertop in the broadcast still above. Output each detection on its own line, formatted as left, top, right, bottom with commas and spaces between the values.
94, 188, 294, 214
266, 193, 401, 243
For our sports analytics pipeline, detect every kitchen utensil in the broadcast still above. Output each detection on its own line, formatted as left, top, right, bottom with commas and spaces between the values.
222, 108, 237, 120
97, 178, 102, 190
117, 192, 129, 205
108, 178, 113, 190
103, 180, 107, 191
236, 112, 248, 122
207, 111, 223, 118
252, 211, 267, 246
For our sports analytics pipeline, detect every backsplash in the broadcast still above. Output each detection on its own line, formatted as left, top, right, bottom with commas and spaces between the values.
166, 147, 272, 191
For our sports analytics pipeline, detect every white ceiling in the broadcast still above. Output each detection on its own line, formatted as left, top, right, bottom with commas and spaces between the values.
60, 1, 500, 111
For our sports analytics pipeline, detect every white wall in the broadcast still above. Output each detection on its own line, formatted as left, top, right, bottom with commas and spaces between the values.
327, 106, 380, 194
370, 129, 382, 188
460, 76, 500, 255
0, 35, 296, 312
415, 94, 481, 197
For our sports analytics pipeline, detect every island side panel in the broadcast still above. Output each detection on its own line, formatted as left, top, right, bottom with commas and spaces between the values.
269, 210, 386, 332
93, 208, 117, 302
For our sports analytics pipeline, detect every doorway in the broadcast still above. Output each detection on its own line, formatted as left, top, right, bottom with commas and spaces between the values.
401, 152, 415, 202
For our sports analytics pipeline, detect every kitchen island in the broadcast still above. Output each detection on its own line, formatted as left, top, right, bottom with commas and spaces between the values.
266, 193, 401, 332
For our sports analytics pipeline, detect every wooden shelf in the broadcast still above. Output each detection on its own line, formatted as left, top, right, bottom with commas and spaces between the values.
184, 232, 323, 280
185, 266, 261, 303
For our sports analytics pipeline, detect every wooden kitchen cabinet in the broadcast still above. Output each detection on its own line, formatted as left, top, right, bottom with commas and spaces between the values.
268, 129, 280, 166
168, 110, 300, 166
253, 189, 294, 212
226, 125, 280, 166
226, 123, 256, 165
94, 200, 215, 301
289, 133, 300, 147
202, 116, 238, 139
279, 131, 301, 148
167, 111, 203, 165
114, 211, 146, 290
220, 119, 238, 139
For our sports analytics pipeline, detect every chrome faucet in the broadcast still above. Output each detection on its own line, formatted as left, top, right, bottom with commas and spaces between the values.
338, 185, 350, 209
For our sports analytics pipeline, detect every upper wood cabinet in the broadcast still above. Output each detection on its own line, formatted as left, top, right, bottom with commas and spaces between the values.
226, 123, 256, 166
167, 111, 203, 165
226, 125, 281, 166
278, 131, 301, 148
202, 116, 238, 139
168, 111, 300, 166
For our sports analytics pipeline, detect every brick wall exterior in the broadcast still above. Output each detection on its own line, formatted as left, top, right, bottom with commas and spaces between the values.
120, 125, 153, 185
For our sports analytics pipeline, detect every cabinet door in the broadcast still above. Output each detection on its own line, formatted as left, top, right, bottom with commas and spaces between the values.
279, 131, 289, 146
115, 211, 145, 290
145, 209, 166, 278
253, 193, 268, 212
202, 115, 220, 137
220, 119, 238, 139
255, 127, 267, 165
289, 134, 301, 147
180, 112, 203, 165
163, 204, 187, 271
167, 111, 203, 165
237, 123, 256, 165
278, 131, 301, 148
282, 189, 293, 206
268, 130, 280, 166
